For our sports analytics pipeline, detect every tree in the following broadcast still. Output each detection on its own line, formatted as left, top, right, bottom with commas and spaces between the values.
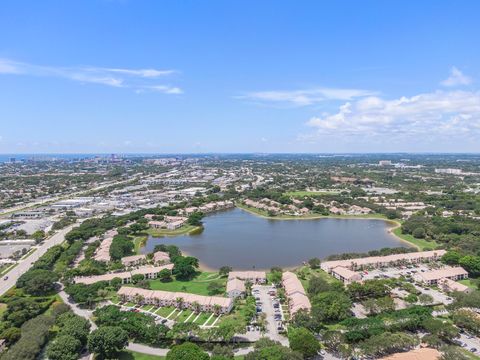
412, 227, 426, 239
173, 256, 199, 280
440, 345, 470, 360
405, 293, 418, 304
16, 269, 58, 295
131, 274, 145, 284
46, 335, 82, 360
245, 338, 303, 360
187, 212, 204, 226
219, 266, 232, 277
158, 268, 172, 282
459, 255, 480, 277
166, 342, 209, 360
87, 326, 128, 359
0, 327, 21, 345
208, 281, 224, 295
451, 309, 480, 335
288, 327, 320, 358
308, 258, 321, 269
442, 251, 462, 265
32, 230, 46, 243
129, 222, 148, 234
418, 293, 434, 305
311, 291, 352, 323
211, 345, 234, 359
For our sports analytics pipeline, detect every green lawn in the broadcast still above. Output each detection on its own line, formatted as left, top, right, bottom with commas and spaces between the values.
118, 350, 165, 360
175, 309, 193, 322
205, 314, 218, 326
193, 312, 212, 325
458, 279, 478, 289
148, 272, 226, 296
155, 306, 176, 318
134, 235, 148, 254
294, 266, 339, 290
393, 227, 439, 250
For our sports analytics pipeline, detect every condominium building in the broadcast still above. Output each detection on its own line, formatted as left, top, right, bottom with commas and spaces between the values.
226, 277, 246, 298
282, 272, 311, 315
118, 286, 234, 314
321, 250, 447, 273
419, 266, 468, 285
74, 264, 174, 285
330, 266, 362, 284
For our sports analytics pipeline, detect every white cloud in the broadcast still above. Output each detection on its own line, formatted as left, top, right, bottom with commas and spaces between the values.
237, 87, 376, 106
104, 68, 176, 78
304, 90, 480, 140
441, 67, 472, 87
0, 58, 181, 94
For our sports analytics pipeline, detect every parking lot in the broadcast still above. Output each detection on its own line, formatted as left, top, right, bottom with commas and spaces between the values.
361, 262, 436, 282
252, 285, 287, 344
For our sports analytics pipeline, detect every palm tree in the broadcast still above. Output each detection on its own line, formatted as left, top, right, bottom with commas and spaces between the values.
192, 301, 201, 314
135, 294, 145, 305
176, 297, 185, 309
213, 304, 222, 316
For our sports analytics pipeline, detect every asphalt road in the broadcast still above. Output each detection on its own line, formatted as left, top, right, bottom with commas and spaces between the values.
0, 224, 77, 296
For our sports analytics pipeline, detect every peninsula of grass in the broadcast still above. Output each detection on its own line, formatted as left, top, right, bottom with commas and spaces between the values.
392, 227, 439, 250
148, 271, 226, 296
133, 235, 148, 254
146, 225, 203, 237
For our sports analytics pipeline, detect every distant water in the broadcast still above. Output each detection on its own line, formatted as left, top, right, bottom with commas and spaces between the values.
143, 208, 410, 270
0, 154, 102, 163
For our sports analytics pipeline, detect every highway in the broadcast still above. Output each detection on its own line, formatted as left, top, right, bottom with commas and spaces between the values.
0, 224, 77, 296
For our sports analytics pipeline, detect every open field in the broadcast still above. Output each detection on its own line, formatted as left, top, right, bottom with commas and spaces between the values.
458, 279, 478, 289
148, 272, 226, 296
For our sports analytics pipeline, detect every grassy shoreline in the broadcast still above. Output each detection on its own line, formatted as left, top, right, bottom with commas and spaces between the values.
146, 225, 203, 237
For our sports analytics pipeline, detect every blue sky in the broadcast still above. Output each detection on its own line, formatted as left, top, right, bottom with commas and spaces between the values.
1, 0, 480, 153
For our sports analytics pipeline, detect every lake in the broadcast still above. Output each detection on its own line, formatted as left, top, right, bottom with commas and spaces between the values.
142, 208, 410, 270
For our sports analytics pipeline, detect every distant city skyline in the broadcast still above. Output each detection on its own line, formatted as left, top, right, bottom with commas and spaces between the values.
1, 1, 480, 153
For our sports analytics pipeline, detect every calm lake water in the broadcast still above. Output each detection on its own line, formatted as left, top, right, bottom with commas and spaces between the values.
142, 208, 410, 270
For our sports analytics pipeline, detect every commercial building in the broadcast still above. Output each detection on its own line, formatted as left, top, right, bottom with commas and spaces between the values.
74, 264, 173, 285
118, 286, 233, 314
282, 272, 311, 315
